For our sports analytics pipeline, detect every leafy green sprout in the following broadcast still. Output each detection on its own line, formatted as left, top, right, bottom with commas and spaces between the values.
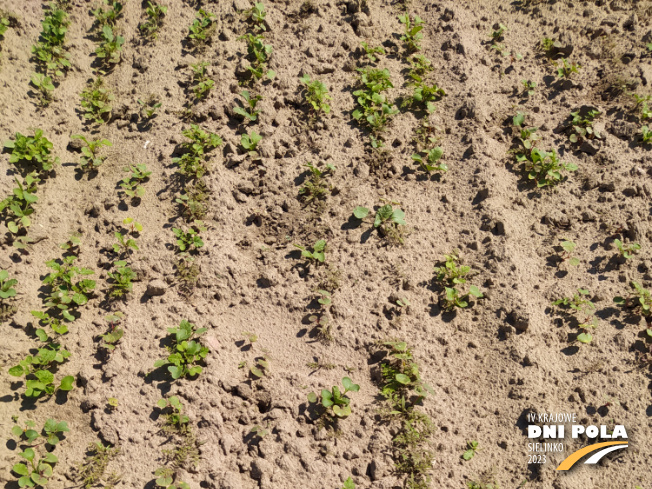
173, 221, 206, 253
4, 129, 60, 173
398, 13, 423, 52
187, 9, 216, 47
641, 125, 652, 144
91, 0, 124, 30
294, 239, 326, 264
138, 95, 162, 121
352, 68, 398, 143
522, 79, 536, 96
31, 4, 71, 77
12, 418, 69, 446
613, 239, 640, 259
250, 424, 270, 440
95, 24, 124, 66
411, 147, 447, 173
233, 90, 262, 122
559, 240, 580, 266
462, 440, 479, 460
298, 161, 335, 205
107, 260, 135, 298
154, 467, 190, 489
11, 445, 61, 487
518, 147, 577, 187
307, 377, 360, 418
614, 281, 652, 319
30, 73, 55, 106
0, 270, 17, 299
41, 255, 96, 319
353, 204, 406, 245
154, 319, 209, 379
341, 477, 356, 489
556, 58, 580, 78
244, 2, 266, 30
407, 54, 433, 82
552, 288, 598, 344
0, 173, 40, 235
239, 33, 275, 81
490, 24, 506, 42
120, 164, 151, 198
60, 234, 81, 253
157, 396, 190, 433
80, 77, 114, 125
113, 231, 139, 256
309, 290, 332, 341
140, 1, 167, 39
99, 325, 123, 352
241, 130, 263, 155
250, 355, 269, 378
72, 135, 112, 171
360, 41, 385, 63
8, 345, 74, 398
569, 109, 601, 143
300, 74, 331, 114
190, 61, 214, 100
513, 112, 540, 156
435, 250, 470, 284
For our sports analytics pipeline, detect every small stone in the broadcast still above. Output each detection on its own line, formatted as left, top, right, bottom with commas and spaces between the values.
146, 279, 167, 296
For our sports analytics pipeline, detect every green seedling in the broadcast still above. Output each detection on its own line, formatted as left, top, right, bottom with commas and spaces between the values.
250, 424, 269, 440
568, 109, 601, 143
518, 147, 577, 187
411, 147, 447, 173
249, 355, 269, 378
294, 239, 326, 264
31, 310, 69, 335
154, 319, 209, 379
398, 13, 423, 52
379, 341, 433, 407
157, 396, 190, 433
30, 73, 55, 106
107, 260, 135, 298
309, 290, 332, 341
307, 377, 360, 418
341, 478, 355, 489
552, 288, 598, 344
512, 112, 540, 158
42, 255, 96, 319
72, 135, 112, 171
435, 250, 470, 284
187, 9, 216, 47
120, 164, 151, 198
556, 58, 580, 78
122, 217, 143, 234
353, 204, 406, 245
154, 467, 190, 489
352, 68, 398, 143
462, 440, 479, 461
241, 130, 262, 155
140, 1, 167, 39
91, 0, 124, 29
75, 442, 120, 489
540, 37, 555, 55
244, 2, 266, 30
31, 5, 71, 77
614, 281, 652, 320
641, 125, 652, 144
522, 79, 536, 96
12, 418, 69, 446
242, 331, 258, 344
300, 75, 331, 114
443, 285, 483, 310
175, 182, 208, 221
173, 221, 206, 253
408, 81, 445, 113
191, 61, 214, 100
4, 129, 60, 173
113, 232, 139, 255
239, 32, 275, 80
8, 344, 74, 398
0, 269, 17, 299
95, 24, 124, 66
407, 54, 433, 84
107, 397, 119, 409
99, 325, 123, 352
138, 95, 161, 122
0, 173, 40, 236
80, 77, 114, 125
361, 41, 385, 63
298, 161, 335, 205
60, 234, 81, 253
613, 238, 640, 259
11, 433, 67, 489
559, 240, 580, 266
640, 102, 651, 120
490, 23, 506, 42
172, 125, 222, 180
233, 90, 262, 122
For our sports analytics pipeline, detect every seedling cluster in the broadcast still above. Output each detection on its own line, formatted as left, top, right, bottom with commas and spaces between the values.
353, 203, 406, 246
154, 320, 209, 379
435, 251, 483, 310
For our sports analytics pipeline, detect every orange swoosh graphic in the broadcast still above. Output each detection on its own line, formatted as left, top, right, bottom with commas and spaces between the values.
556, 441, 628, 470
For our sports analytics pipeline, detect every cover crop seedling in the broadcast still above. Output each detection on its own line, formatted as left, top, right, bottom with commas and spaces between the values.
154, 467, 190, 489
173, 221, 206, 253
361, 41, 385, 63
0, 173, 40, 236
72, 135, 112, 171
172, 125, 222, 180
75, 442, 120, 488
233, 90, 261, 122
552, 288, 598, 344
243, 2, 266, 31
42, 255, 96, 320
239, 33, 275, 81
462, 441, 479, 461
4, 129, 60, 174
30, 73, 55, 107
307, 377, 360, 419
614, 282, 652, 321
9, 344, 74, 398
138, 95, 162, 125
0, 269, 18, 320
434, 251, 483, 310
294, 239, 327, 264
241, 130, 262, 156
353, 203, 406, 246
308, 290, 332, 341
398, 13, 423, 53
187, 9, 216, 48
556, 58, 580, 78
107, 260, 135, 298
558, 240, 580, 267
640, 125, 652, 144
190, 61, 214, 100
517, 147, 577, 188
568, 109, 601, 143
613, 238, 640, 260
176, 181, 208, 221
154, 320, 209, 379
120, 164, 151, 199
31, 4, 71, 77
140, 1, 167, 39
80, 77, 114, 125
91, 0, 124, 30
352, 68, 398, 146
522, 79, 536, 97
157, 396, 190, 434
298, 161, 334, 206
300, 75, 331, 115
412, 147, 447, 173
95, 25, 124, 66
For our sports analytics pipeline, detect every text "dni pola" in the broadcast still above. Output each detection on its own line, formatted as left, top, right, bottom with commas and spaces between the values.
528, 425, 628, 439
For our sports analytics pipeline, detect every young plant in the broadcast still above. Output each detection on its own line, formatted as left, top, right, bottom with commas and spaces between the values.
0, 269, 17, 300
241, 130, 262, 156
352, 204, 406, 245
154, 319, 209, 379
120, 164, 151, 199
42, 255, 96, 319
640, 125, 652, 144
294, 239, 326, 264
107, 260, 135, 298
187, 9, 216, 48
138, 95, 162, 124
556, 58, 580, 78
140, 1, 167, 39
307, 377, 360, 419
568, 109, 601, 143
72, 135, 112, 171
12, 418, 69, 446
490, 24, 506, 43
398, 13, 423, 52
30, 73, 55, 106
175, 182, 208, 221
462, 441, 479, 461
91, 0, 124, 30
31, 4, 71, 77
435, 251, 483, 311
249, 355, 269, 379
80, 77, 114, 125
113, 232, 139, 256
512, 112, 540, 159
59, 234, 81, 254
298, 161, 335, 205
403, 80, 445, 114
614, 282, 652, 321
154, 467, 190, 489
352, 68, 398, 145
8, 344, 74, 398
518, 148, 577, 187
173, 221, 206, 254
411, 147, 447, 173
157, 396, 190, 434
559, 240, 580, 267
522, 79, 536, 97
239, 33, 275, 81
95, 25, 124, 66
4, 129, 60, 173
233, 90, 262, 122
300, 75, 331, 115
407, 54, 433, 83
190, 61, 214, 100
308, 290, 333, 341
243, 2, 266, 31
99, 325, 123, 352
552, 288, 598, 344
360, 41, 385, 63
172, 125, 222, 180
0, 173, 40, 235
75, 442, 120, 489
613, 238, 640, 260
